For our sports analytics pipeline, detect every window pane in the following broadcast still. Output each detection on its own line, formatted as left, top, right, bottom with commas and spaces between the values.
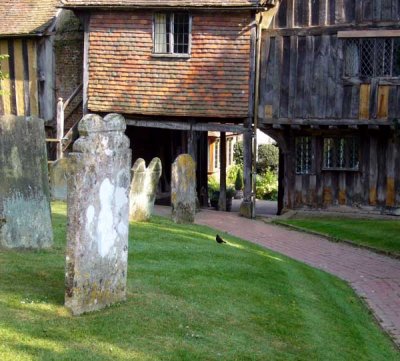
154, 13, 170, 53
323, 137, 359, 170
295, 137, 312, 174
173, 13, 189, 54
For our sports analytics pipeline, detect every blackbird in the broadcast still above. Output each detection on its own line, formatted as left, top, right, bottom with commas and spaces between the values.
216, 234, 226, 244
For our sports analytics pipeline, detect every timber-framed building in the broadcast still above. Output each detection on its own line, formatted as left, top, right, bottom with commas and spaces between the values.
260, 0, 400, 215
61, 0, 276, 214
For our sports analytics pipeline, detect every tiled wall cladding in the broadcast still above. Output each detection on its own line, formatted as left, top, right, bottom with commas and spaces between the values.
88, 11, 252, 118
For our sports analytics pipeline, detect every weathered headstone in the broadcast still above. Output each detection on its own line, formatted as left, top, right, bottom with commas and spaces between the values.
49, 158, 69, 201
129, 157, 162, 221
171, 154, 196, 223
0, 115, 53, 249
65, 113, 131, 315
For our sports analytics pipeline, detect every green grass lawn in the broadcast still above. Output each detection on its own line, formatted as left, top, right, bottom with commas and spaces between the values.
276, 218, 400, 256
0, 202, 398, 361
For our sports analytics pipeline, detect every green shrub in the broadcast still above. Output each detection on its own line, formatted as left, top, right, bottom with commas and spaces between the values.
257, 143, 279, 174
234, 168, 244, 191
256, 170, 278, 200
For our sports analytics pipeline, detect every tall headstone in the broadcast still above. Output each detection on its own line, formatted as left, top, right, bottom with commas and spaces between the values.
0, 115, 53, 249
65, 113, 131, 315
171, 154, 196, 224
49, 158, 69, 201
129, 157, 162, 222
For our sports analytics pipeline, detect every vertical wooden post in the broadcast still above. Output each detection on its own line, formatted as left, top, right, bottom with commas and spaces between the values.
56, 97, 64, 160
218, 132, 227, 211
240, 127, 254, 218
82, 15, 90, 115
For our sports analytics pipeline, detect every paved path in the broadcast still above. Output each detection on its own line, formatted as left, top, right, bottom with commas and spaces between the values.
155, 206, 400, 347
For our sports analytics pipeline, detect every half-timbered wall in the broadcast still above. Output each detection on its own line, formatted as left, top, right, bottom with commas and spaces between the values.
260, 1, 400, 124
87, 10, 253, 118
260, 0, 400, 213
0, 39, 39, 118
278, 128, 400, 210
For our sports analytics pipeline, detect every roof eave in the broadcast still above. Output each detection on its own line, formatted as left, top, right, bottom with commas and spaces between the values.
60, 4, 271, 11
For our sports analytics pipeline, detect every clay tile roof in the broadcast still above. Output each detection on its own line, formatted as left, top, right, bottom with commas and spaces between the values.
0, 0, 61, 37
61, 0, 267, 8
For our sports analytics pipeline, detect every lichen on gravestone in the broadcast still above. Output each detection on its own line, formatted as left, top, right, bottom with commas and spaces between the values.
65, 113, 132, 315
0, 115, 53, 249
129, 157, 162, 222
171, 154, 196, 224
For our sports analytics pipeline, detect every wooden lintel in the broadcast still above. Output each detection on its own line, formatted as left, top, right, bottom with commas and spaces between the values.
272, 124, 284, 130
260, 117, 393, 126
126, 119, 245, 133
263, 21, 400, 37
291, 124, 301, 130
338, 30, 400, 38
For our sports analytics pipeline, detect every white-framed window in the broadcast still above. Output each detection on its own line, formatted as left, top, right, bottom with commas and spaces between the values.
323, 137, 359, 171
153, 13, 191, 55
295, 137, 312, 174
344, 38, 400, 78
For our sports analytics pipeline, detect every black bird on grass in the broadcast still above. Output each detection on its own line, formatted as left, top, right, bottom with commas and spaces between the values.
216, 234, 226, 244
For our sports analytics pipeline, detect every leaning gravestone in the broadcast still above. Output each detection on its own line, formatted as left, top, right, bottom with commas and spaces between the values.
171, 154, 196, 224
65, 113, 131, 315
0, 115, 53, 249
129, 157, 162, 221
49, 158, 69, 201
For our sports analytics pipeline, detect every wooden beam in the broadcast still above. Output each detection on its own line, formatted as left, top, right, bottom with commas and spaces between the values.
82, 15, 90, 114
338, 30, 400, 38
263, 21, 400, 37
260, 117, 393, 126
126, 119, 246, 133
218, 132, 227, 212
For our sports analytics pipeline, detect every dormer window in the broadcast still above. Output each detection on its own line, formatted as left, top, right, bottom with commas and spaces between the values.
153, 13, 191, 56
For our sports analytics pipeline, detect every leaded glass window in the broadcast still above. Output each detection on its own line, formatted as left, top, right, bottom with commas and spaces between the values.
154, 13, 191, 55
344, 38, 400, 78
295, 137, 312, 174
323, 137, 359, 170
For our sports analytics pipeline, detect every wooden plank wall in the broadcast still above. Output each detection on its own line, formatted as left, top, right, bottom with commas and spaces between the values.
260, 0, 400, 124
260, 0, 400, 211
259, 31, 400, 123
0, 38, 39, 117
280, 128, 400, 210
274, 0, 399, 28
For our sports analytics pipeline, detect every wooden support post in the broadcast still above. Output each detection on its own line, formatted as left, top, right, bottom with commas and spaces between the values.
240, 127, 254, 218
56, 97, 64, 160
218, 132, 227, 211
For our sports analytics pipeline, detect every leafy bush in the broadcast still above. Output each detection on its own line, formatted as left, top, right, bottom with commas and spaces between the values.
233, 141, 243, 165
226, 164, 241, 188
256, 170, 278, 201
257, 143, 279, 174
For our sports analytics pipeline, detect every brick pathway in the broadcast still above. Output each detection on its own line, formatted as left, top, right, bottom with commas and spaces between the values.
155, 206, 400, 347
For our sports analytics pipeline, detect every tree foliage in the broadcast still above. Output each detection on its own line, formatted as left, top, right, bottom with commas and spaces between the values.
233, 141, 243, 166
256, 143, 279, 174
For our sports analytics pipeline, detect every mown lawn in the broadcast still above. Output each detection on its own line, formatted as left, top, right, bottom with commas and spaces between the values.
0, 202, 398, 361
277, 218, 400, 256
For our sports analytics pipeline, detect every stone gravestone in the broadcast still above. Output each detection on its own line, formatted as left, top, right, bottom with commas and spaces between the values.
49, 158, 69, 201
171, 154, 196, 224
65, 113, 131, 315
129, 157, 162, 222
0, 115, 53, 249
